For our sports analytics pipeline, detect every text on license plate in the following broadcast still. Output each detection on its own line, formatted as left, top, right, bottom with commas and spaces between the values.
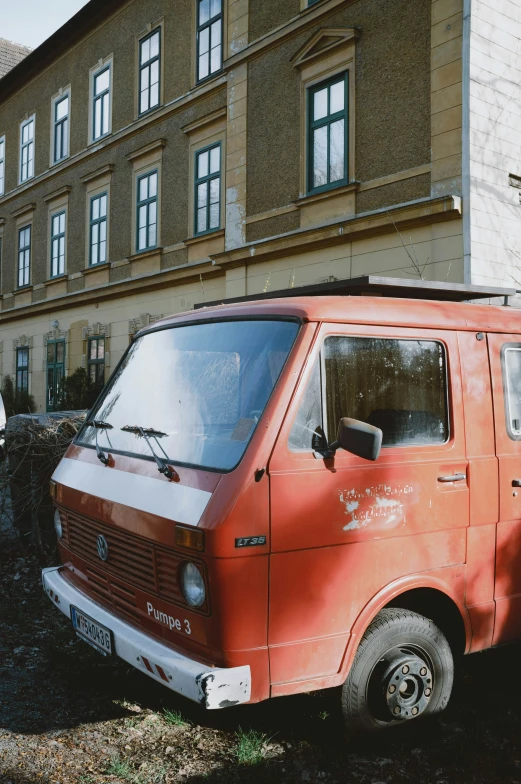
71, 606, 113, 656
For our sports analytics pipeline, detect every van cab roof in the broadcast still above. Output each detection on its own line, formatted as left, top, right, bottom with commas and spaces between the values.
140, 277, 521, 336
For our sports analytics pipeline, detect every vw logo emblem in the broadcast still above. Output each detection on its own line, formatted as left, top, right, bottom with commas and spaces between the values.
96, 534, 109, 562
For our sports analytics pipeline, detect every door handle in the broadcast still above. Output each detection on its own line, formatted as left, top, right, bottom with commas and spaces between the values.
512, 479, 521, 487
438, 473, 466, 483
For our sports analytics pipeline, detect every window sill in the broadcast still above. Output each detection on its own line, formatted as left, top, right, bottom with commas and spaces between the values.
128, 246, 162, 263
44, 275, 67, 286
84, 262, 109, 276
295, 181, 359, 209
184, 228, 225, 246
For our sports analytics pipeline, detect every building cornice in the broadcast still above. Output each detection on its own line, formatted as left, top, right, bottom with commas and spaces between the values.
43, 185, 71, 203
11, 202, 36, 219
81, 164, 115, 184
213, 195, 463, 269
126, 138, 166, 162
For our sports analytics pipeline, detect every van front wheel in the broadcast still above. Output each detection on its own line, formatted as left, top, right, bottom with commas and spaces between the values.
341, 608, 454, 734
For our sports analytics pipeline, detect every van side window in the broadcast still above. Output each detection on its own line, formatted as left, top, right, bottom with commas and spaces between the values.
288, 361, 323, 451
323, 337, 449, 447
503, 346, 521, 438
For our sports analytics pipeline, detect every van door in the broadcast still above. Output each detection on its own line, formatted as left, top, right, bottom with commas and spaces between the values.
268, 323, 469, 690
488, 334, 521, 644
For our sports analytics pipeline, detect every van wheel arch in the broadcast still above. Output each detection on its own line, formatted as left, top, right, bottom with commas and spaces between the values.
385, 587, 466, 657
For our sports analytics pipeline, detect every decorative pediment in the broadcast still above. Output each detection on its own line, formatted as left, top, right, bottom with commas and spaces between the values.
82, 322, 110, 340
291, 28, 360, 69
13, 335, 32, 350
129, 312, 164, 337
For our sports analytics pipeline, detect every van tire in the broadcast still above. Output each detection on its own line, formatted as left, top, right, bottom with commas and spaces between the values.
341, 608, 454, 734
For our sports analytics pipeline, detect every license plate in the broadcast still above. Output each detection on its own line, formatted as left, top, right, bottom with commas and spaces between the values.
71, 606, 113, 656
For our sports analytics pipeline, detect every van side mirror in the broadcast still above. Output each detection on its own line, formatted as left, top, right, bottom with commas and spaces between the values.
330, 417, 382, 462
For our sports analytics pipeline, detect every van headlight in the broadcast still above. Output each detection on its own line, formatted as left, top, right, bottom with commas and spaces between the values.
54, 509, 63, 539
180, 562, 205, 608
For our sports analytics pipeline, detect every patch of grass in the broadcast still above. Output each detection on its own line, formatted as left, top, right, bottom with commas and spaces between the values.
162, 707, 188, 727
318, 710, 329, 720
235, 727, 271, 766
106, 758, 144, 784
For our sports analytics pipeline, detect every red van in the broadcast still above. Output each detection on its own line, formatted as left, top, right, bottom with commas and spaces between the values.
42, 276, 521, 732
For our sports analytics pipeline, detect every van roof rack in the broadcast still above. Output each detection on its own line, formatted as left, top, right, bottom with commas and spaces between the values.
195, 275, 517, 309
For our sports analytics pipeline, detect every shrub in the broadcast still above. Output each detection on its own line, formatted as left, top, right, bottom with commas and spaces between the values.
60, 367, 100, 411
1, 375, 37, 418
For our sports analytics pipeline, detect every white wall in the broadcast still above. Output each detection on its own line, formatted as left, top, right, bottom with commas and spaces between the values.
469, 0, 521, 291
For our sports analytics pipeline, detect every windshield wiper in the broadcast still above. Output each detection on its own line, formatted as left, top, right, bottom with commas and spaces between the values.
121, 425, 176, 480
86, 420, 113, 466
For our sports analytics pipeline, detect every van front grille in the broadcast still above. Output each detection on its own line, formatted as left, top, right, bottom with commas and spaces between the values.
61, 509, 207, 613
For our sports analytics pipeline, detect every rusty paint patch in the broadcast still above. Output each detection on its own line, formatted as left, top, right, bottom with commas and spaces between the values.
339, 484, 414, 531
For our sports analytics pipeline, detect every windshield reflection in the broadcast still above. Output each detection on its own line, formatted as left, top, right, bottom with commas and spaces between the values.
78, 319, 299, 472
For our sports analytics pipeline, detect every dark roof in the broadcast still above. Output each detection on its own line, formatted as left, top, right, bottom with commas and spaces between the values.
0, 0, 129, 103
0, 39, 32, 79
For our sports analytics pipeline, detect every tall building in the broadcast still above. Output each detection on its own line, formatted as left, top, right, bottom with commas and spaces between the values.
0, 0, 517, 411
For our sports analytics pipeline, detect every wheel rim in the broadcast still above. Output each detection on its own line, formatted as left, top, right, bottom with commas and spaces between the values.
367, 645, 434, 723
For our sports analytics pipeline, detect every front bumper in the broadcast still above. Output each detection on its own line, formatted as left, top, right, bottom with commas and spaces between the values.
42, 567, 251, 709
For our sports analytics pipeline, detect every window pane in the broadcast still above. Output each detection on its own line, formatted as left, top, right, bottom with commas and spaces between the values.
149, 172, 158, 198
102, 94, 109, 134
313, 88, 328, 121
209, 202, 219, 229
92, 197, 100, 220
151, 60, 159, 87
149, 221, 157, 247
198, 151, 209, 178
329, 80, 345, 114
199, 52, 209, 80
95, 68, 109, 95
199, 0, 210, 25
197, 182, 207, 209
197, 206, 207, 234
97, 340, 105, 360
141, 66, 150, 91
150, 31, 160, 58
57, 342, 65, 363
141, 37, 150, 65
100, 195, 107, 217
211, 19, 222, 46
56, 96, 68, 120
150, 82, 159, 108
210, 44, 221, 73
505, 349, 521, 434
60, 213, 66, 234
99, 240, 106, 263
100, 220, 107, 242
139, 177, 148, 202
323, 337, 448, 446
94, 99, 101, 139
138, 204, 147, 229
210, 145, 220, 174
209, 177, 220, 204
329, 119, 345, 183
313, 126, 328, 188
138, 227, 147, 250
148, 200, 157, 227
199, 26, 210, 55
91, 222, 99, 246
47, 343, 55, 363
52, 215, 59, 235
289, 361, 323, 451
211, 0, 221, 16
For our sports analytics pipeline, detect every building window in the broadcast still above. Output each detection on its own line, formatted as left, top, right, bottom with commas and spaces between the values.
139, 29, 160, 115
53, 93, 69, 163
47, 340, 65, 412
308, 0, 322, 4
136, 170, 158, 252
88, 337, 105, 388
16, 347, 29, 395
20, 116, 35, 183
92, 66, 111, 141
308, 73, 348, 194
195, 143, 221, 235
90, 193, 108, 265
0, 136, 5, 195
50, 210, 66, 277
197, 0, 223, 83
18, 226, 31, 288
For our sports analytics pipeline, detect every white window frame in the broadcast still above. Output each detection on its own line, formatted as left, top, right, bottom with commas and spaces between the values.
0, 135, 5, 196
89, 57, 113, 144
19, 115, 35, 184
51, 88, 71, 165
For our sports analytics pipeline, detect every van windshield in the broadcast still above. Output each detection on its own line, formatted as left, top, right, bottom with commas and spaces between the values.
77, 319, 299, 472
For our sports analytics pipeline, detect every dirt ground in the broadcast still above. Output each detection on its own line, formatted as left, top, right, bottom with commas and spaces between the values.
1, 546, 521, 784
